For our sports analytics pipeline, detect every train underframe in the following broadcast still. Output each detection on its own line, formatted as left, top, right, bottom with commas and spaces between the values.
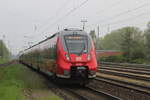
55, 66, 96, 85
20, 60, 95, 85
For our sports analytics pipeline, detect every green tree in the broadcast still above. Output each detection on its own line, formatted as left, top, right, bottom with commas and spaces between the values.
0, 40, 10, 60
144, 22, 150, 60
120, 27, 144, 61
98, 26, 144, 62
98, 29, 124, 50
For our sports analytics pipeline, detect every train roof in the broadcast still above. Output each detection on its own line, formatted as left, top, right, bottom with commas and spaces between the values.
23, 33, 57, 52
59, 28, 88, 36
21, 28, 88, 53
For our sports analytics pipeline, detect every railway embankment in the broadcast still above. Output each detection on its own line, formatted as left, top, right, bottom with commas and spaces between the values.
22, 62, 120, 100
0, 62, 62, 100
93, 62, 150, 100
1, 61, 150, 100
0, 61, 119, 100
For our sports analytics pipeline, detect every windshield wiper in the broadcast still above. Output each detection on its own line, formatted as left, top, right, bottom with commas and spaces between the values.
79, 43, 86, 55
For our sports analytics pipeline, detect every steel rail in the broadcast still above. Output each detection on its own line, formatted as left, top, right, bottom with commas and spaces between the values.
85, 86, 121, 100
65, 86, 121, 100
21, 62, 119, 100
95, 76, 150, 95
100, 62, 150, 69
65, 88, 90, 100
99, 67, 150, 75
98, 69, 150, 81
100, 64, 150, 71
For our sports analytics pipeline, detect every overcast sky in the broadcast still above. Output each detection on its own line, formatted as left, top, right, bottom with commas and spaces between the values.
0, 0, 150, 54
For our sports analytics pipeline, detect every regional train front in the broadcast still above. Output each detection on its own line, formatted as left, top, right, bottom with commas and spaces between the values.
56, 29, 97, 84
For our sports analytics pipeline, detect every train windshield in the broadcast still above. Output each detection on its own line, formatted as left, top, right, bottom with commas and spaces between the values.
64, 35, 88, 54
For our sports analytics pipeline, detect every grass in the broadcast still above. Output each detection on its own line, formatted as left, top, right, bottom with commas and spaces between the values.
0, 58, 8, 64
0, 63, 62, 100
0, 64, 25, 100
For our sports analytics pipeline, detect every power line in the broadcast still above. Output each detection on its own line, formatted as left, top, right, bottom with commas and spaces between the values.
87, 0, 123, 24
37, 0, 72, 32
97, 21, 147, 38
39, 0, 89, 35
88, 1, 150, 27
101, 10, 150, 27
95, 0, 123, 16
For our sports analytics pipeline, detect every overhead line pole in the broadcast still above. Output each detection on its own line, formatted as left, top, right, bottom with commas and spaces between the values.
81, 20, 87, 30
97, 25, 100, 38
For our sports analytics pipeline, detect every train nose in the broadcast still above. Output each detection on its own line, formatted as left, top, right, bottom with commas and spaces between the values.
71, 66, 88, 78
68, 54, 89, 62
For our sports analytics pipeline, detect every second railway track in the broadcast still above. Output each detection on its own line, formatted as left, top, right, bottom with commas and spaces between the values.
97, 62, 150, 95
100, 66, 150, 75
98, 68, 150, 81
95, 75, 150, 95
22, 63, 121, 100
65, 85, 120, 100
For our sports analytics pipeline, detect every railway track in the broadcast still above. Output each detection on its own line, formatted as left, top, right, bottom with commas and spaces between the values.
100, 66, 150, 75
101, 64, 150, 72
65, 86, 120, 100
98, 69, 150, 81
100, 62, 150, 69
97, 62, 150, 95
22, 63, 120, 100
99, 62, 150, 82
95, 76, 150, 95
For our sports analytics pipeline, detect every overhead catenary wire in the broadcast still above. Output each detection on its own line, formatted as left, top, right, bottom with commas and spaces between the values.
37, 0, 72, 32
96, 10, 150, 37
88, 0, 123, 19
100, 10, 150, 27
37, 0, 89, 36
87, 1, 150, 28
97, 20, 148, 38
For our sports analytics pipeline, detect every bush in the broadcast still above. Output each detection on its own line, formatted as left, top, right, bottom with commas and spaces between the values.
99, 55, 126, 63
130, 59, 145, 64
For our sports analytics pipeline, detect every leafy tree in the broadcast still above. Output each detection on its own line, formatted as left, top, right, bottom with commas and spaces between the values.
144, 22, 150, 60
97, 26, 144, 62
120, 27, 144, 61
98, 29, 124, 50
0, 40, 10, 60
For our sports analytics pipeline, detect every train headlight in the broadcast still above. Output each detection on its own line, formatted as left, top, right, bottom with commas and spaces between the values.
65, 54, 70, 60
87, 54, 91, 61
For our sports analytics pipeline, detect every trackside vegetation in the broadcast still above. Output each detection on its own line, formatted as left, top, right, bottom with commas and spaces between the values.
90, 21, 150, 64
0, 63, 62, 100
0, 40, 11, 64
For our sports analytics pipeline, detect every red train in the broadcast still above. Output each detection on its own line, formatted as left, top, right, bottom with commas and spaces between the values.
19, 28, 97, 84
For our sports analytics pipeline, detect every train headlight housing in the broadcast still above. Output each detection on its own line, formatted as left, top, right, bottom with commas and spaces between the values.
87, 54, 91, 61
65, 54, 70, 60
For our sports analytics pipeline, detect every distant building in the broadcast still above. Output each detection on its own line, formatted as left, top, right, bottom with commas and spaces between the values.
96, 50, 123, 58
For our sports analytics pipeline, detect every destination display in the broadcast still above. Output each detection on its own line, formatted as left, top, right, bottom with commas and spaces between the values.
65, 36, 85, 39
